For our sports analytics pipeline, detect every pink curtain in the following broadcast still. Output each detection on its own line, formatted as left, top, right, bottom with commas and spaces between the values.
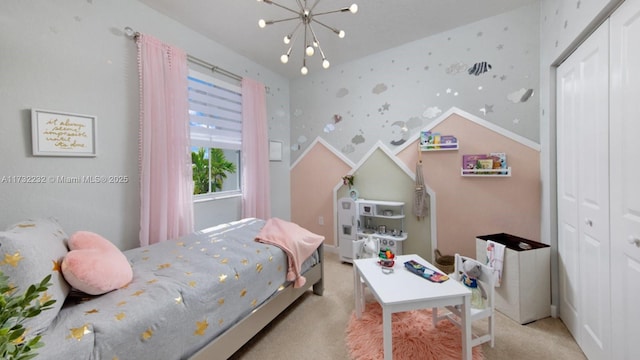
241, 78, 271, 219
137, 34, 194, 246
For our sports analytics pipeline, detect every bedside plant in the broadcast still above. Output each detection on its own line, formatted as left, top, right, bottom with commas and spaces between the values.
0, 272, 55, 360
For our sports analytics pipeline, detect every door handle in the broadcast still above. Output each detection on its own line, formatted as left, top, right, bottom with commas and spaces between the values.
585, 218, 593, 227
628, 236, 640, 248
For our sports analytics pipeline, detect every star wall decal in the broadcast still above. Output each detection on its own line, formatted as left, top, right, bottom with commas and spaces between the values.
480, 105, 494, 115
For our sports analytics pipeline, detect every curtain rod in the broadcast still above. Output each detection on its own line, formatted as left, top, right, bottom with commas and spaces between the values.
185, 55, 243, 82
124, 27, 243, 83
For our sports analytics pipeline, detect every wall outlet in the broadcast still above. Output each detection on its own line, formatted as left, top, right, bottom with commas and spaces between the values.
318, 216, 324, 225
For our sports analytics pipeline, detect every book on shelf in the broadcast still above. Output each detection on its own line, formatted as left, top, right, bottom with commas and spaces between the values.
462, 153, 508, 174
404, 260, 449, 283
490, 152, 508, 174
440, 135, 458, 149
420, 131, 457, 150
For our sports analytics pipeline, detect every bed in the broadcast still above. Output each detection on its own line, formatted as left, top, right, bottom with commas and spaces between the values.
7, 217, 324, 360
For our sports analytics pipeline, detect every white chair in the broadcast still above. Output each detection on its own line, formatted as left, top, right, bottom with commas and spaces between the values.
432, 253, 496, 348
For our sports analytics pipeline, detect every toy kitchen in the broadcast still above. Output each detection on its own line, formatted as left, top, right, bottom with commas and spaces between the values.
338, 197, 407, 263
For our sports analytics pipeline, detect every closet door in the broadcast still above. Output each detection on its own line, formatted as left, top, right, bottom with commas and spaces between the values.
557, 44, 581, 337
557, 20, 610, 359
610, 0, 640, 358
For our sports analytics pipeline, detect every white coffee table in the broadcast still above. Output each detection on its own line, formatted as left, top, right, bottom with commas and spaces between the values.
353, 254, 472, 360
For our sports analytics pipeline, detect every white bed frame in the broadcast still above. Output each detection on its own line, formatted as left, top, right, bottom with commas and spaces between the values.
189, 245, 325, 360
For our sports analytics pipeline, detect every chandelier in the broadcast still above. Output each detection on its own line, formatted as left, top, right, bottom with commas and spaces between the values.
257, 0, 358, 75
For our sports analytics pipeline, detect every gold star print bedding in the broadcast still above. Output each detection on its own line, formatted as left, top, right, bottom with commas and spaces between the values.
38, 218, 319, 360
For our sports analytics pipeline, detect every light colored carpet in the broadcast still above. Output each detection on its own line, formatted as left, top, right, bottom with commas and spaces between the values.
229, 251, 587, 360
346, 302, 484, 360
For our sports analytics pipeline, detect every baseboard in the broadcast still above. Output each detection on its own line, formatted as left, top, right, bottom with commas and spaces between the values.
323, 244, 338, 254
550, 305, 558, 318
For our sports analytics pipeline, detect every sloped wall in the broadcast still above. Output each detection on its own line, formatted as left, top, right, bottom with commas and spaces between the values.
291, 109, 540, 262
290, 140, 351, 246
396, 111, 541, 258
336, 147, 431, 259
290, 3, 540, 165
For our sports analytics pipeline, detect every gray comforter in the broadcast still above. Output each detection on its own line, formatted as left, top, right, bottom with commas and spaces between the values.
38, 218, 318, 359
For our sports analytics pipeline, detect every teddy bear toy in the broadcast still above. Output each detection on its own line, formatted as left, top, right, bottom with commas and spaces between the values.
460, 260, 487, 309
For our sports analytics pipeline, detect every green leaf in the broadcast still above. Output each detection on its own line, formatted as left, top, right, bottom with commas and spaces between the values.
0, 273, 52, 359
8, 327, 25, 341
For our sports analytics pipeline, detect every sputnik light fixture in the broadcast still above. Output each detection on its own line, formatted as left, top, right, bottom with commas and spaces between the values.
257, 0, 358, 75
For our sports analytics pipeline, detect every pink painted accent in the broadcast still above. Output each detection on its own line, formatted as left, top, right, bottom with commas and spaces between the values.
397, 113, 541, 258
241, 78, 271, 219
137, 34, 194, 247
291, 141, 352, 247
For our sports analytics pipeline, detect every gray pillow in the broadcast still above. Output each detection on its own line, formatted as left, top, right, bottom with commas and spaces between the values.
0, 218, 70, 335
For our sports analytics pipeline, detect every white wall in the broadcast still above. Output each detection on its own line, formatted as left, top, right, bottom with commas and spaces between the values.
289, 3, 540, 165
0, 0, 291, 250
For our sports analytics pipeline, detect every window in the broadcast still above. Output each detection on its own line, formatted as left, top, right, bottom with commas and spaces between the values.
187, 69, 242, 199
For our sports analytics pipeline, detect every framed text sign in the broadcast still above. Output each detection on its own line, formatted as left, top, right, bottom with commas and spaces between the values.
31, 109, 97, 157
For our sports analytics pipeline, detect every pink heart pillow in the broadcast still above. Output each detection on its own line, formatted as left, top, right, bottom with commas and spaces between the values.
61, 231, 132, 295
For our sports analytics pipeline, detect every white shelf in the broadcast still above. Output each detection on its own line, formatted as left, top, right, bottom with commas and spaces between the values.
354, 199, 406, 258
461, 167, 512, 177
361, 214, 404, 220
357, 199, 404, 206
357, 200, 405, 218
358, 230, 408, 242
420, 143, 459, 151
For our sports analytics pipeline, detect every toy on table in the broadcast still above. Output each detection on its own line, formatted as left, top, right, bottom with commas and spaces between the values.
377, 248, 395, 270
404, 259, 449, 283
460, 259, 487, 309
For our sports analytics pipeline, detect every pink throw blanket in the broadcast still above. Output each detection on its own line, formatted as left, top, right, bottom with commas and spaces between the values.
255, 218, 324, 288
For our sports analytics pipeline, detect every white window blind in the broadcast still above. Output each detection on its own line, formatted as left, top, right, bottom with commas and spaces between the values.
187, 69, 242, 150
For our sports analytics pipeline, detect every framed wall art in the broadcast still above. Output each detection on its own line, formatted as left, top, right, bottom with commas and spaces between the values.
31, 109, 97, 157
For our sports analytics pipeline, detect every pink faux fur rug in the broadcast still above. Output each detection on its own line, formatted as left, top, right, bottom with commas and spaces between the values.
346, 302, 484, 360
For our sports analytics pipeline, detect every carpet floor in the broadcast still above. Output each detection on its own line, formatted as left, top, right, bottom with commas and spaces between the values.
230, 251, 586, 360
346, 302, 484, 360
